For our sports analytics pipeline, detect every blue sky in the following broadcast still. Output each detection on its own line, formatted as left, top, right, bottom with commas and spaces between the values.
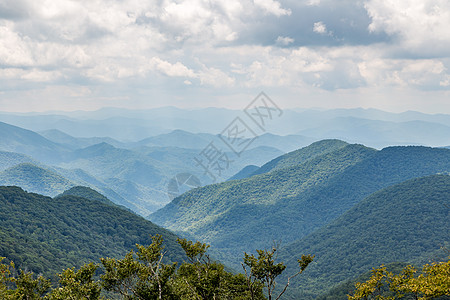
0, 0, 449, 113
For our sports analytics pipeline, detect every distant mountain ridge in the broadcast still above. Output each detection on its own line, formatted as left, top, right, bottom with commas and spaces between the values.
0, 151, 38, 171
2, 107, 450, 148
0, 163, 74, 197
0, 121, 69, 163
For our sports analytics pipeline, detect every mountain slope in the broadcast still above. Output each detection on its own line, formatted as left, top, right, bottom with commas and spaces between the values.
0, 151, 38, 171
250, 139, 348, 176
278, 175, 450, 298
0, 121, 69, 163
228, 165, 260, 181
150, 143, 377, 258
0, 186, 184, 278
39, 129, 127, 150
150, 144, 450, 269
0, 163, 75, 197
60, 142, 283, 215
57, 186, 117, 206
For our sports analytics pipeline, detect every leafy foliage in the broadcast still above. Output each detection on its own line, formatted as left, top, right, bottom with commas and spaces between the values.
242, 246, 314, 300
348, 259, 450, 300
1, 236, 273, 299
0, 186, 184, 278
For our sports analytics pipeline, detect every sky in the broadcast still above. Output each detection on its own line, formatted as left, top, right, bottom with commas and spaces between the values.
0, 0, 449, 113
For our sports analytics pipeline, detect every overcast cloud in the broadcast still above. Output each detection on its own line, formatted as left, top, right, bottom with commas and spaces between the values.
0, 0, 449, 113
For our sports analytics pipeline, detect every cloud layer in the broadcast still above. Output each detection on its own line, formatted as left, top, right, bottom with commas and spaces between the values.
0, 0, 449, 112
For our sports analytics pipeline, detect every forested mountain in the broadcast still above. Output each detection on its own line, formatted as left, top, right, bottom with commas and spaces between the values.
56, 186, 117, 206
0, 186, 184, 279
278, 175, 450, 299
0, 121, 70, 163
250, 139, 348, 177
0, 121, 285, 215
150, 144, 450, 270
0, 151, 38, 171
0, 163, 75, 197
228, 165, 260, 181
58, 141, 283, 214
150, 143, 377, 261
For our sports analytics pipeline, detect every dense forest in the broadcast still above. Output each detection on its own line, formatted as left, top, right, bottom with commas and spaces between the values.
0, 186, 184, 279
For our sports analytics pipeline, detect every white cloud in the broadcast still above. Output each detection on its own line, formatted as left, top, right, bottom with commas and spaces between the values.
0, 0, 449, 113
365, 0, 450, 57
253, 0, 292, 16
150, 57, 196, 78
307, 0, 321, 6
276, 36, 294, 46
313, 21, 332, 35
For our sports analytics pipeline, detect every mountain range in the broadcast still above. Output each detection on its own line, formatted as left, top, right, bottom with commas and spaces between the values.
149, 141, 450, 293
1, 107, 450, 299
2, 107, 450, 148
0, 121, 290, 215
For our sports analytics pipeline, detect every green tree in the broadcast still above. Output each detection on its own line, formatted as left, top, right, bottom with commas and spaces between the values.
100, 234, 177, 299
242, 246, 314, 300
0, 257, 15, 299
175, 238, 263, 299
46, 263, 102, 300
0, 257, 50, 300
348, 258, 450, 300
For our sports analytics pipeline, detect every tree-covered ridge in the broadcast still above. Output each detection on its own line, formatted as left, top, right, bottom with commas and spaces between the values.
228, 165, 260, 181
0, 151, 38, 172
151, 145, 450, 271
0, 163, 75, 197
250, 139, 348, 177
278, 174, 450, 298
56, 186, 116, 206
0, 186, 185, 278
150, 144, 376, 261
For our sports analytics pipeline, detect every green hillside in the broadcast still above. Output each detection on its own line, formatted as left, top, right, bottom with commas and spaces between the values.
251, 139, 348, 176
52, 166, 141, 212
0, 186, 184, 279
150, 144, 450, 270
57, 186, 117, 206
228, 165, 260, 181
278, 175, 450, 298
0, 163, 75, 197
150, 143, 377, 261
